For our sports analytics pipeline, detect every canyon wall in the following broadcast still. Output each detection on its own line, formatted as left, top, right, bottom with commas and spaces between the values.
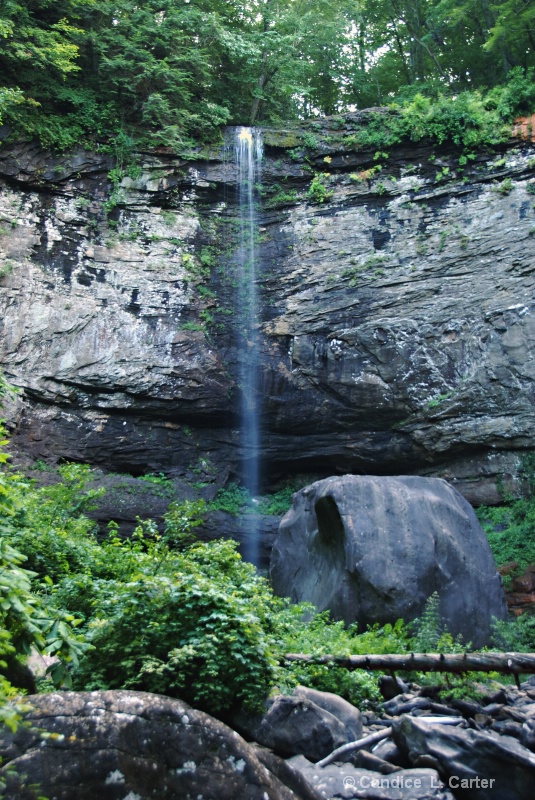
0, 115, 534, 503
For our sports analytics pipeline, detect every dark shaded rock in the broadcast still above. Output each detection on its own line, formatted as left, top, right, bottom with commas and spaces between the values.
382, 695, 436, 716
287, 756, 455, 799
481, 702, 506, 717
392, 714, 535, 799
270, 475, 506, 645
292, 686, 362, 742
476, 685, 508, 705
450, 698, 485, 719
379, 675, 410, 700
492, 719, 524, 739
0, 690, 310, 799
253, 746, 324, 800
254, 695, 349, 762
521, 719, 535, 752
371, 739, 408, 768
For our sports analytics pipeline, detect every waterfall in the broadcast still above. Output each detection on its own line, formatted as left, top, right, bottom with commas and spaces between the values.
235, 126, 263, 565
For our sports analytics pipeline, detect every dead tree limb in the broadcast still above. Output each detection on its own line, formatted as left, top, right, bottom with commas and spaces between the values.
316, 716, 464, 769
284, 652, 535, 676
316, 728, 392, 768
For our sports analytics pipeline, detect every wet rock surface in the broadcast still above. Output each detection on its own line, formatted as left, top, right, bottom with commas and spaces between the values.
270, 474, 506, 644
0, 130, 534, 499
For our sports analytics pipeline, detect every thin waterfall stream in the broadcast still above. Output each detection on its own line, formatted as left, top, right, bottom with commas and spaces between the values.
235, 126, 263, 565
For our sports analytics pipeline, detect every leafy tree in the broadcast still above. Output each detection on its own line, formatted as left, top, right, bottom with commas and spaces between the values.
0, 0, 534, 149
0, 377, 89, 729
0, 0, 91, 146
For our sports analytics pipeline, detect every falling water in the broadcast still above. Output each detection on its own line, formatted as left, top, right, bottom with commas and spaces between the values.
235, 126, 263, 565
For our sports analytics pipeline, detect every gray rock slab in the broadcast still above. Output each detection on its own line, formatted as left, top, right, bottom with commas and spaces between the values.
288, 756, 455, 799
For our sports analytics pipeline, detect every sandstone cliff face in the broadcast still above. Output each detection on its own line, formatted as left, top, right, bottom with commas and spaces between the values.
0, 118, 534, 502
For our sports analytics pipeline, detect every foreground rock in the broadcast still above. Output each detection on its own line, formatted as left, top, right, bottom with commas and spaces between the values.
288, 757, 455, 800
270, 475, 506, 645
0, 690, 317, 799
253, 687, 363, 762
393, 715, 535, 800
276, 676, 535, 798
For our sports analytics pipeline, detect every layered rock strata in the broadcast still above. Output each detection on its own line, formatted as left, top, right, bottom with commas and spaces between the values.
0, 118, 534, 501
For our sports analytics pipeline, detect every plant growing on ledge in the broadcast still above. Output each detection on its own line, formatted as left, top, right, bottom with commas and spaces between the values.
307, 173, 334, 204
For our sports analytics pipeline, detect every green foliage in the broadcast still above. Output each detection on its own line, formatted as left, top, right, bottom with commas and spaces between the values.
345, 89, 512, 155
425, 390, 455, 410
476, 496, 535, 571
410, 592, 466, 653
210, 482, 251, 515
209, 483, 297, 517
307, 173, 334, 204
163, 499, 206, 549
0, 0, 533, 153
264, 185, 299, 209
5, 464, 105, 583
71, 540, 281, 713
257, 486, 295, 516
277, 611, 382, 706
0, 400, 90, 727
495, 177, 514, 196
492, 613, 535, 652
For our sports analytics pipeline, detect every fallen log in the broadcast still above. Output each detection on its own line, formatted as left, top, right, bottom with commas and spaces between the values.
284, 652, 535, 677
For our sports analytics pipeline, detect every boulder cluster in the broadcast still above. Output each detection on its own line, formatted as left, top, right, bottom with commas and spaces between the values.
2, 680, 535, 799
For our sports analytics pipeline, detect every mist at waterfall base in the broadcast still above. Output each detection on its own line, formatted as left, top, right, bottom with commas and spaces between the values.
235, 127, 263, 567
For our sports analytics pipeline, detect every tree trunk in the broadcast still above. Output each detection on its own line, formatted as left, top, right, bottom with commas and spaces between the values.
284, 652, 535, 676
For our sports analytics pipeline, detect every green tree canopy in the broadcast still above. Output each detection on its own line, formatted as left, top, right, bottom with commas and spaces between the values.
0, 0, 533, 150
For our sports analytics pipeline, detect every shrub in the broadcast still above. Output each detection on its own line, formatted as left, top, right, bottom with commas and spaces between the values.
307, 173, 334, 204
5, 464, 105, 583
0, 412, 89, 717
477, 497, 535, 571
492, 613, 535, 652
72, 540, 282, 713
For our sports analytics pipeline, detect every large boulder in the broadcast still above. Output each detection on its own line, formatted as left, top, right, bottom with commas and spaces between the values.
0, 690, 318, 800
255, 694, 350, 762
252, 687, 363, 762
270, 475, 506, 646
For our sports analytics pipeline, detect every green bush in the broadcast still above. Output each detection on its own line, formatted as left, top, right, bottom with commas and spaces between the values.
0, 410, 89, 721
307, 173, 334, 204
209, 483, 250, 515
477, 497, 535, 571
492, 613, 535, 652
5, 464, 106, 583
275, 610, 411, 706
257, 485, 296, 516
71, 540, 282, 713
